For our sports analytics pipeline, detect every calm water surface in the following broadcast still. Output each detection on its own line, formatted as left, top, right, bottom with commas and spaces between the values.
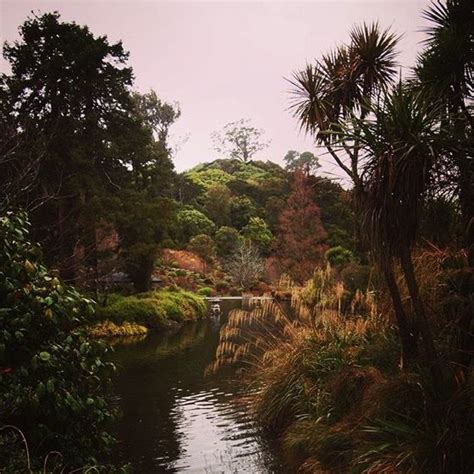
111, 300, 283, 473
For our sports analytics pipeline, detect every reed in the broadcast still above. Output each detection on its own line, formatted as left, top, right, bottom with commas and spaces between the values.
210, 259, 474, 472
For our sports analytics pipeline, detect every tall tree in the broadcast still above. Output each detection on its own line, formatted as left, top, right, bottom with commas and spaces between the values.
205, 184, 232, 227
1, 14, 180, 291
414, 0, 473, 371
357, 85, 443, 383
275, 169, 327, 282
415, 0, 473, 266
212, 119, 270, 162
1, 12, 134, 281
288, 23, 399, 252
284, 150, 320, 174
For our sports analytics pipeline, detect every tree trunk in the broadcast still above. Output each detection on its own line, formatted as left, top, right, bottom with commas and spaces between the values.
399, 246, 443, 393
382, 264, 418, 367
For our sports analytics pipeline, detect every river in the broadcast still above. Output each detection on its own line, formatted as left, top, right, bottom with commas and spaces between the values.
111, 299, 283, 473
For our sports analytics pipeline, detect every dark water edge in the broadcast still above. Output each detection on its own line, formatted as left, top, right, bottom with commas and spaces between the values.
110, 300, 284, 473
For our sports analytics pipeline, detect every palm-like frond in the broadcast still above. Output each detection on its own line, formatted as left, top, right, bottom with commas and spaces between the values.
287, 63, 333, 137
321, 46, 362, 118
350, 22, 400, 98
288, 22, 399, 144
356, 85, 443, 257
416, 0, 473, 99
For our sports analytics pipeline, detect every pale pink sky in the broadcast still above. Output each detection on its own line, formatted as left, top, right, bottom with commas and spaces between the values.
0, 0, 430, 178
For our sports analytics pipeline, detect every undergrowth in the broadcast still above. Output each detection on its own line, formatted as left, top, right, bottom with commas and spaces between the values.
95, 289, 206, 329
210, 256, 474, 473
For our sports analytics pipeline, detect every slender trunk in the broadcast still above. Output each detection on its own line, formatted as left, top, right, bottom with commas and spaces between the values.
399, 246, 443, 392
457, 157, 474, 267
382, 264, 418, 367
92, 227, 99, 301
57, 200, 76, 283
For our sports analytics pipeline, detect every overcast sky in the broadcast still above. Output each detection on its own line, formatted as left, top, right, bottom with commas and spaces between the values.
1, 0, 431, 179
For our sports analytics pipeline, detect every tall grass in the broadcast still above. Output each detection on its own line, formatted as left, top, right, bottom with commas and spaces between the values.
210, 260, 474, 472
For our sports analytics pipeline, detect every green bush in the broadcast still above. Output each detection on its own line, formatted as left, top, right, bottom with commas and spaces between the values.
88, 321, 148, 338
198, 287, 213, 296
97, 289, 206, 327
97, 296, 168, 328
215, 226, 241, 257
216, 280, 230, 292
325, 246, 354, 267
0, 212, 116, 469
176, 207, 216, 242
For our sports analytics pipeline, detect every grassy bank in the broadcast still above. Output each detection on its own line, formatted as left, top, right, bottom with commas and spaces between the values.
90, 289, 207, 337
211, 259, 474, 473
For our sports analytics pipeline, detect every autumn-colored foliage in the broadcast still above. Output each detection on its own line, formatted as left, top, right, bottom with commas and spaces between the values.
275, 169, 327, 282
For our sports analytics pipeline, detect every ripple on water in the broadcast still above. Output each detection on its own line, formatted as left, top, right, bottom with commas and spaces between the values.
112, 316, 282, 473
163, 389, 273, 473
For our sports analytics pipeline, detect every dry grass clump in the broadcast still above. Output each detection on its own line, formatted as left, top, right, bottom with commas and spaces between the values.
210, 260, 474, 472
88, 320, 148, 338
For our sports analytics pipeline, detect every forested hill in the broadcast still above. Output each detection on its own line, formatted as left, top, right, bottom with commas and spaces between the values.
176, 157, 354, 250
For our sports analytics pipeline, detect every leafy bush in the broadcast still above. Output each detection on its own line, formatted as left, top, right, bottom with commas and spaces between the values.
325, 246, 353, 267
176, 207, 216, 243
187, 234, 216, 263
97, 296, 168, 328
242, 217, 273, 255
198, 287, 213, 296
215, 280, 230, 292
97, 289, 206, 327
0, 212, 116, 469
215, 226, 241, 257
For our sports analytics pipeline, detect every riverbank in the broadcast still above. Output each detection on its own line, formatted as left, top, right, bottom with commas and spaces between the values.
211, 262, 474, 473
110, 301, 283, 472
89, 289, 207, 337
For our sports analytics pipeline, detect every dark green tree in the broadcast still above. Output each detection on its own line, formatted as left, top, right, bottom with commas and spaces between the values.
229, 196, 257, 230
176, 207, 216, 243
415, 0, 473, 266
205, 184, 232, 227
215, 226, 241, 258
1, 12, 133, 282
243, 217, 273, 255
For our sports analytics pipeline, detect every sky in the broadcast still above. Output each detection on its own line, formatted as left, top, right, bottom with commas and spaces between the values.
0, 0, 431, 179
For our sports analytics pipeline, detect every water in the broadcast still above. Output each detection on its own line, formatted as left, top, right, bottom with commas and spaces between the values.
111, 300, 282, 473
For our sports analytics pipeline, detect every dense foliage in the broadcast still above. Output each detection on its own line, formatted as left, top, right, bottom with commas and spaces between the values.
0, 12, 178, 292
0, 213, 115, 470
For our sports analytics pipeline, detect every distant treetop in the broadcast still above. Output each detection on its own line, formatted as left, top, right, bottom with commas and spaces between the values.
211, 119, 270, 162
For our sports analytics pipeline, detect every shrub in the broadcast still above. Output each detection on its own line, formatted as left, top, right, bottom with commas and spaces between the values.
198, 287, 213, 296
97, 289, 207, 327
188, 234, 216, 264
88, 321, 148, 338
325, 246, 353, 267
216, 280, 230, 292
215, 226, 241, 257
0, 212, 116, 469
242, 217, 273, 255
97, 296, 168, 328
341, 263, 373, 294
176, 207, 216, 242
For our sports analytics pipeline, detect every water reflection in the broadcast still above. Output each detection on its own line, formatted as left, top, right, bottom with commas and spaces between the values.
112, 300, 281, 473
